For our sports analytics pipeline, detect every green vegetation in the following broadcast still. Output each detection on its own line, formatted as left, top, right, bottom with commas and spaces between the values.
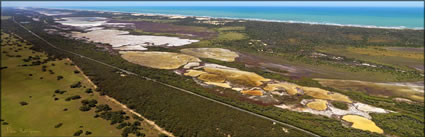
371, 113, 424, 137
0, 32, 123, 136
2, 10, 310, 137
331, 101, 348, 110
2, 8, 424, 137
0, 32, 160, 136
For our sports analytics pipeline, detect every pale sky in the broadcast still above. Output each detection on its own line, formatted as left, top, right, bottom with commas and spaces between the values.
1, 1, 424, 8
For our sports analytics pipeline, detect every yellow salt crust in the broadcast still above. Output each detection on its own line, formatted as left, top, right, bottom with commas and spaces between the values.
203, 67, 270, 87
121, 51, 200, 69
306, 99, 328, 111
263, 83, 300, 95
184, 69, 206, 77
198, 73, 226, 83
241, 90, 264, 96
302, 87, 352, 103
342, 115, 384, 134
180, 48, 239, 62
204, 82, 232, 88
263, 83, 352, 103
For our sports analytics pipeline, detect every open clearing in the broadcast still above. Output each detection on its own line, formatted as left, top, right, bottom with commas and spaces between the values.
315, 78, 424, 102
342, 115, 384, 134
120, 51, 201, 69
180, 48, 239, 62
1, 33, 161, 136
217, 32, 246, 41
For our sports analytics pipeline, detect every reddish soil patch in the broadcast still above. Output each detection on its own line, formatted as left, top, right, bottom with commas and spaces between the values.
108, 20, 217, 39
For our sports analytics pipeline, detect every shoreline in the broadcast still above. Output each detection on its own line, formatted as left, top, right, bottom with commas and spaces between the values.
33, 7, 424, 30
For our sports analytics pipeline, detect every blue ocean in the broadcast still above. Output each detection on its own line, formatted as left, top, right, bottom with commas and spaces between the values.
53, 6, 424, 29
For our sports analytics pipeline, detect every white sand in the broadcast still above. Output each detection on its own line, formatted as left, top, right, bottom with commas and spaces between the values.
38, 11, 72, 16
72, 29, 199, 51
56, 17, 108, 27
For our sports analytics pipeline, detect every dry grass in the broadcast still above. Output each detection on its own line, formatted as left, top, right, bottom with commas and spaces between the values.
342, 115, 383, 134
180, 48, 239, 62
241, 90, 263, 96
203, 67, 270, 87
306, 99, 328, 111
120, 51, 200, 69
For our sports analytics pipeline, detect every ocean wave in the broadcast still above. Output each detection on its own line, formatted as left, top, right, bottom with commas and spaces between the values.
38, 7, 424, 30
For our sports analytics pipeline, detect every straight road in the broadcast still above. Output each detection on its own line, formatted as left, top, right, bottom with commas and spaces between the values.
13, 16, 321, 137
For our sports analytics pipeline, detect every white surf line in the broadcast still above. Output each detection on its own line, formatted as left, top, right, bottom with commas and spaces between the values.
13, 16, 321, 137
69, 59, 175, 137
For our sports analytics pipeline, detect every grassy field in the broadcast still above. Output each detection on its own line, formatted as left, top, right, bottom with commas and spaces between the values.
1, 32, 161, 136
215, 26, 247, 41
